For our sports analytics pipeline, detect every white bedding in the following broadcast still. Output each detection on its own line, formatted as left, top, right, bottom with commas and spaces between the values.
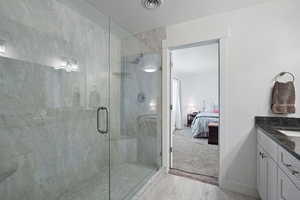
191, 112, 219, 138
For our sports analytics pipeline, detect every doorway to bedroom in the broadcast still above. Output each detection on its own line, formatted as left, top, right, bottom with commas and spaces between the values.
169, 41, 220, 185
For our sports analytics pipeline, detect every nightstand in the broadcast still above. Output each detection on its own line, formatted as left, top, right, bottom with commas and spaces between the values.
187, 112, 198, 127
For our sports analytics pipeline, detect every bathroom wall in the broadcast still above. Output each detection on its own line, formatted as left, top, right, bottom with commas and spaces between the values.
167, 0, 300, 196
0, 0, 115, 199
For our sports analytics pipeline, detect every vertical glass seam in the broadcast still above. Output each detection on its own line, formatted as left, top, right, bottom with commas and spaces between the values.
108, 16, 112, 200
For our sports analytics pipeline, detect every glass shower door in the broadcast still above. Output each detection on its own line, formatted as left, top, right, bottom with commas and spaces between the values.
0, 0, 162, 199
0, 1, 110, 200
83, 19, 111, 200
109, 20, 162, 200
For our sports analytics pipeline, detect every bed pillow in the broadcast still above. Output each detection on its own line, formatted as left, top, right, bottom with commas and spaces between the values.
213, 109, 219, 113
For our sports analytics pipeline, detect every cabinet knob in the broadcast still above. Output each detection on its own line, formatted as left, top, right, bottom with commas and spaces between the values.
284, 163, 292, 167
283, 162, 299, 176
291, 170, 299, 176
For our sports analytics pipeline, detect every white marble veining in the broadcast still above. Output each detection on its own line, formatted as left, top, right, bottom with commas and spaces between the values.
135, 27, 167, 53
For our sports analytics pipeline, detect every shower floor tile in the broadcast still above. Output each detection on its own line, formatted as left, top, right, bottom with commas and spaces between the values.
59, 163, 155, 200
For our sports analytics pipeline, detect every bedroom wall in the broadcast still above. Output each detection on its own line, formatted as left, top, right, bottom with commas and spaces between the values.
176, 74, 218, 125
166, 0, 300, 197
172, 44, 219, 125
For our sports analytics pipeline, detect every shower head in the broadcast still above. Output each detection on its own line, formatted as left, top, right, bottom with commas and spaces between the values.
130, 58, 140, 64
128, 53, 143, 64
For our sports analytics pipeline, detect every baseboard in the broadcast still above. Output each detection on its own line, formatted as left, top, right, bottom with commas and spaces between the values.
220, 179, 259, 199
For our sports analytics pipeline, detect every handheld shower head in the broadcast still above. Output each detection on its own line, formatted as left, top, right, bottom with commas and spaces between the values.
128, 53, 143, 64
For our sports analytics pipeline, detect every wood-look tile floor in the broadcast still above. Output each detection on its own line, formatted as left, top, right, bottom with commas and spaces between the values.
137, 174, 258, 200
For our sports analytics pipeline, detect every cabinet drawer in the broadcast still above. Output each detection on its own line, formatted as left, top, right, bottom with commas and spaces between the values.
278, 146, 300, 189
278, 168, 300, 200
257, 129, 277, 161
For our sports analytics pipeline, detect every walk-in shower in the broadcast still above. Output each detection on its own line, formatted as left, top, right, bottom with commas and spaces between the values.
0, 0, 162, 199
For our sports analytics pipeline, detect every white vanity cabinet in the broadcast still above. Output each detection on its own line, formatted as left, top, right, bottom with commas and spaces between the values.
257, 145, 268, 200
257, 128, 300, 200
257, 133, 277, 200
278, 168, 300, 200
267, 155, 277, 200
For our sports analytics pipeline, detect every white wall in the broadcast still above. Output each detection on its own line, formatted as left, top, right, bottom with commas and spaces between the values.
166, 0, 300, 197
172, 44, 219, 125
175, 73, 218, 125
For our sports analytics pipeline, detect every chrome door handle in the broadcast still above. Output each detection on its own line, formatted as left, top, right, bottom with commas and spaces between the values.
97, 106, 109, 134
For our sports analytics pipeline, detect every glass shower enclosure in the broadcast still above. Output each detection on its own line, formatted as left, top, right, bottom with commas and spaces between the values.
0, 0, 162, 200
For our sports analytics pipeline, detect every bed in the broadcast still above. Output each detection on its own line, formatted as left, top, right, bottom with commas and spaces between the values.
191, 112, 219, 138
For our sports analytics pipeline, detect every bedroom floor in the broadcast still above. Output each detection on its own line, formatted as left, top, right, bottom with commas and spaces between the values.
172, 128, 219, 185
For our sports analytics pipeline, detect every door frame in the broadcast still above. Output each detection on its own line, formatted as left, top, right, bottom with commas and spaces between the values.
162, 37, 228, 187
169, 40, 220, 172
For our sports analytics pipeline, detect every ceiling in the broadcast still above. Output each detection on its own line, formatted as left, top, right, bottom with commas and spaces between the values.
172, 43, 219, 76
87, 0, 269, 33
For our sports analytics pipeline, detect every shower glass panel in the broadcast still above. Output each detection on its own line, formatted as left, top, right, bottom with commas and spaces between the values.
109, 21, 162, 200
0, 0, 161, 199
0, 0, 110, 200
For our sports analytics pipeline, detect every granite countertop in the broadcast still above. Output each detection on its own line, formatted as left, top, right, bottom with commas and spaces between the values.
255, 116, 300, 160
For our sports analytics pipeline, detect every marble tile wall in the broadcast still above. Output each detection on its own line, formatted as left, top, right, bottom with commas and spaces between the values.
0, 0, 113, 199
134, 27, 167, 54
120, 53, 162, 168
119, 27, 166, 168
0, 0, 164, 199
111, 27, 166, 168
122, 27, 166, 57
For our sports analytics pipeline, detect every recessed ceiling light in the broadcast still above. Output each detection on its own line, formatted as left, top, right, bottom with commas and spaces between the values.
142, 0, 164, 10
